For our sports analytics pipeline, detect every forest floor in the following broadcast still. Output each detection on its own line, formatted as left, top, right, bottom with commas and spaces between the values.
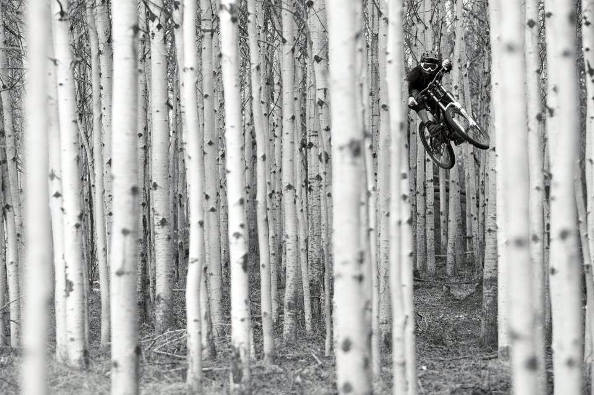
0, 271, 514, 394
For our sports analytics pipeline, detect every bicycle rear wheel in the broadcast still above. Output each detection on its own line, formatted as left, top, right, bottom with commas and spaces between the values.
418, 122, 455, 170
445, 106, 490, 149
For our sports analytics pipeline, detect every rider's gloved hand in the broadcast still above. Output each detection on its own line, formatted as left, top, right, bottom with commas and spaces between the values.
408, 96, 418, 108
442, 59, 452, 71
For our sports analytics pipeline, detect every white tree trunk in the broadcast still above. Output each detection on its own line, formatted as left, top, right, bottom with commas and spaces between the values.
247, 0, 274, 361
179, 0, 204, 389
525, 0, 547, 390
201, 0, 225, 338
481, 131, 498, 348
86, 1, 110, 348
400, 143, 418, 395
377, 0, 392, 343
487, 0, 509, 357
136, 7, 150, 322
219, 0, 251, 391
0, 3, 22, 277
586, 1, 594, 298
95, 1, 113, 257
21, 2, 51, 394
281, 0, 299, 341
1, 143, 18, 348
361, 0, 380, 377
545, 0, 584, 392
47, 29, 67, 362
426, 159, 436, 276
446, 159, 460, 277
387, 0, 406, 390
148, 0, 173, 333
51, 1, 88, 368
327, 0, 372, 392
499, 1, 538, 392
110, 2, 139, 392
416, 141, 426, 274
439, 169, 448, 254
294, 62, 312, 334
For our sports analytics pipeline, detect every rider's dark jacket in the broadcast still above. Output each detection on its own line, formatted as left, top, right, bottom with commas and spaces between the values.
407, 65, 443, 98
407, 64, 447, 114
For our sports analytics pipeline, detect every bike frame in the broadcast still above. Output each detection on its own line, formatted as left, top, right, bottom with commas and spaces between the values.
418, 68, 479, 136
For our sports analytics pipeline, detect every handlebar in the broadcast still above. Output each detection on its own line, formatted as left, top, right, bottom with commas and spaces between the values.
417, 66, 447, 99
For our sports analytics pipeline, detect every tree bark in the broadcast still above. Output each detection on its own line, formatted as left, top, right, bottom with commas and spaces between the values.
328, 0, 372, 391
51, 1, 88, 368
147, 0, 173, 333
86, 1, 110, 348
201, 0, 225, 339
110, 1, 140, 392
219, 0, 252, 391
544, 0, 584, 392
281, 0, 299, 342
21, 2, 51, 393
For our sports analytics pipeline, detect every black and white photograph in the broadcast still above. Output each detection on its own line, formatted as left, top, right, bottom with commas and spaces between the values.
0, 0, 588, 393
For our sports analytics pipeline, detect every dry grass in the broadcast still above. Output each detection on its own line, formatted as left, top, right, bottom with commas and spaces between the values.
0, 275, 516, 394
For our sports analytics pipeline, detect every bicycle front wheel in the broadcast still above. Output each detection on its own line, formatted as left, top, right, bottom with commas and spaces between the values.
445, 106, 490, 149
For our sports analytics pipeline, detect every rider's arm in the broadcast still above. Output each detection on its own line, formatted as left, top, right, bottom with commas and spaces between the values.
407, 67, 422, 108
407, 66, 421, 96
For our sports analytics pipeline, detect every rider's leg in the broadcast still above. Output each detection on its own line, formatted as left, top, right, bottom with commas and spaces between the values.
417, 108, 431, 124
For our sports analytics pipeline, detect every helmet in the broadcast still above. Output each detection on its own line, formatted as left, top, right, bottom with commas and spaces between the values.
420, 51, 442, 74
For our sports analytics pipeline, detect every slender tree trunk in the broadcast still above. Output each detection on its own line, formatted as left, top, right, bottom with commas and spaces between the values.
576, 170, 594, 387
439, 169, 448, 254
201, 0, 225, 339
545, 0, 584, 392
361, 3, 380, 378
0, 2, 22, 280
488, 0, 509, 358
51, 1, 88, 368
387, 0, 406, 390
499, 1, 539, 392
270, 56, 282, 325
0, 187, 5, 348
48, 29, 67, 362
247, 0, 273, 362
306, 15, 323, 330
95, 1, 113, 259
308, 0, 333, 351
110, 2, 139, 392
219, 0, 252, 391
136, 6, 150, 323
426, 160, 436, 276
446, 161, 460, 277
86, 1, 110, 348
328, 0, 372, 392
377, 0, 391, 344
21, 2, 51, 393
295, 61, 312, 335
586, 1, 594, 306
281, 0, 299, 342
525, 0, 547, 390
148, 0, 173, 333
178, 1, 204, 389
1, 140, 18, 349
266, 55, 280, 327
481, 135, 498, 348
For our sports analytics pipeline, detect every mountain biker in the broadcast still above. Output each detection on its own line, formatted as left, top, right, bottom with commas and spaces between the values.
407, 51, 453, 137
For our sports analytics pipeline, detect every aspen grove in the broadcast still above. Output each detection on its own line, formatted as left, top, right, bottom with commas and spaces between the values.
2, 0, 594, 394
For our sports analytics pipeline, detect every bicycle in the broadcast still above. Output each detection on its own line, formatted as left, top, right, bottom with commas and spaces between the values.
413, 67, 490, 170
